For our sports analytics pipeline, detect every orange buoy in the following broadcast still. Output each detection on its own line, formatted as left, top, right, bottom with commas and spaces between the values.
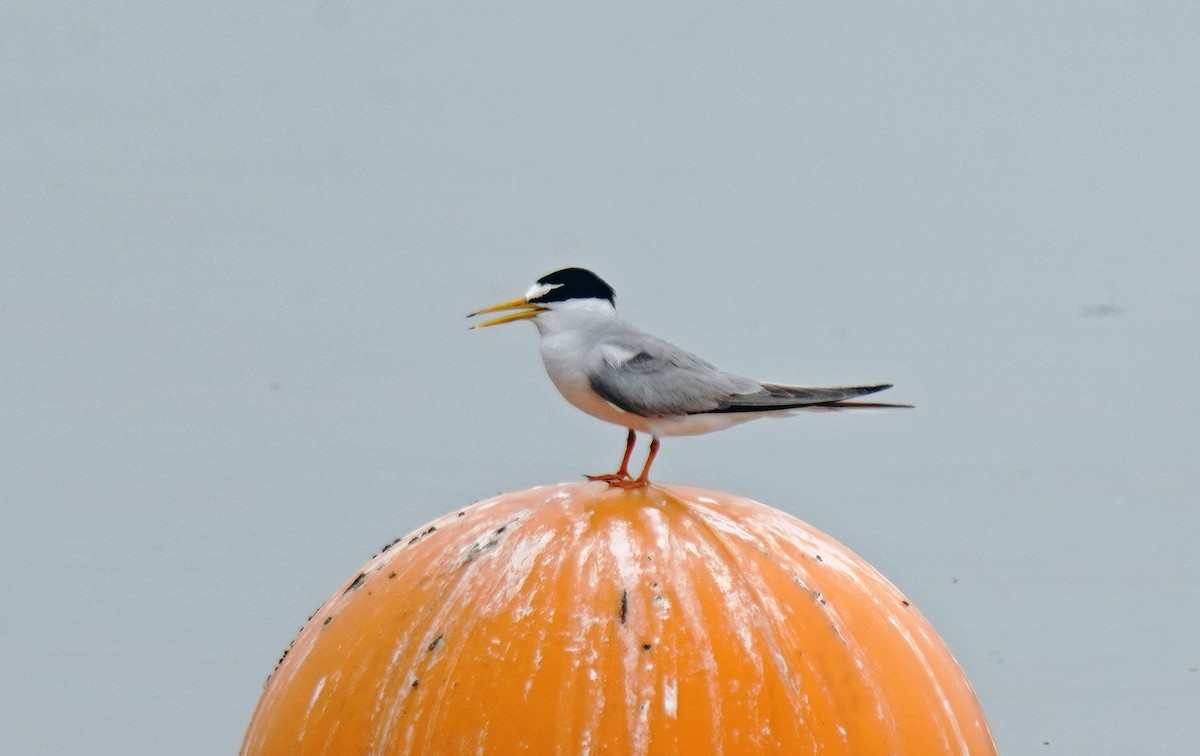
242, 483, 995, 754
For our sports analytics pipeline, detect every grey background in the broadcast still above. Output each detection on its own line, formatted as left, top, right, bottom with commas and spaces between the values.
3, 2, 1197, 754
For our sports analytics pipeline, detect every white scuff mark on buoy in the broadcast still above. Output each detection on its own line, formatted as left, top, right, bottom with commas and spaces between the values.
693, 508, 759, 545
631, 695, 652, 754
474, 528, 556, 619
663, 675, 678, 718
307, 674, 327, 712
644, 506, 672, 558
687, 530, 761, 669
888, 613, 968, 753
296, 673, 328, 742
595, 517, 657, 756
663, 537, 723, 738
606, 519, 636, 580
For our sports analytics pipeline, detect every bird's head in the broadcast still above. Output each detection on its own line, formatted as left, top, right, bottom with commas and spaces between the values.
468, 267, 617, 331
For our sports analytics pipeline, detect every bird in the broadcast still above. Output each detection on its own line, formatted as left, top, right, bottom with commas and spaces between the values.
468, 267, 910, 489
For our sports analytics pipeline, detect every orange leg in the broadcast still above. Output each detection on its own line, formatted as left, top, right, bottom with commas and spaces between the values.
609, 436, 659, 490
586, 429, 637, 482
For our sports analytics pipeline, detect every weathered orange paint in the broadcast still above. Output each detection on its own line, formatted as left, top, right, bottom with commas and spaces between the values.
243, 483, 996, 755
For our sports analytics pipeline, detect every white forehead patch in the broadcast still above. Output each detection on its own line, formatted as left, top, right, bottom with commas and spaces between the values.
524, 282, 562, 301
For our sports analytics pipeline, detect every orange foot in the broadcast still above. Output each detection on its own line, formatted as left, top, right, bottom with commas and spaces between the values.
606, 477, 650, 490
586, 471, 631, 483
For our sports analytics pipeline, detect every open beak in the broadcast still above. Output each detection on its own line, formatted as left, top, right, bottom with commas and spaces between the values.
467, 297, 548, 329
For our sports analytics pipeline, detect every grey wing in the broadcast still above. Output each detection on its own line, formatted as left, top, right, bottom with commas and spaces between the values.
587, 336, 762, 418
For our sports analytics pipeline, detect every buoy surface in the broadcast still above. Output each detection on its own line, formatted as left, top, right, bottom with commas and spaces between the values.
243, 483, 995, 755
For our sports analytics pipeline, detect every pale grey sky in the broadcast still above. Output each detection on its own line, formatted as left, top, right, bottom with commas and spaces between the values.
3, 3, 1198, 753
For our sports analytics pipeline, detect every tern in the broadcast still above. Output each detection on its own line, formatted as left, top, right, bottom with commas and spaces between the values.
469, 267, 909, 489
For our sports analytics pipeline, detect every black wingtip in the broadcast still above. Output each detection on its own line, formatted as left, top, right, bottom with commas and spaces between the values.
845, 383, 893, 398
827, 401, 914, 409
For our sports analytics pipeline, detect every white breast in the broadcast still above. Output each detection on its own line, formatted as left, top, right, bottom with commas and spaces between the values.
538, 330, 654, 433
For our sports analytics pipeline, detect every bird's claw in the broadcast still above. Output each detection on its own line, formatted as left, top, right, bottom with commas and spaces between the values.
605, 477, 650, 490
586, 471, 631, 483
584, 471, 649, 489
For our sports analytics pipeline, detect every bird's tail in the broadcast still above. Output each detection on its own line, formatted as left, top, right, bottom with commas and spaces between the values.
795, 399, 915, 411
706, 383, 913, 413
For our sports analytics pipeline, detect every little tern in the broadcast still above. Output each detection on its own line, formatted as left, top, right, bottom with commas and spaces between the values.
469, 267, 909, 489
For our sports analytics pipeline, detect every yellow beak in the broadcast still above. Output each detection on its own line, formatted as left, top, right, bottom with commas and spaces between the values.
467, 297, 548, 329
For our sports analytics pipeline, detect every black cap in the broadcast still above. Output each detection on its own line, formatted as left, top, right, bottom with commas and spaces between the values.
529, 267, 616, 305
